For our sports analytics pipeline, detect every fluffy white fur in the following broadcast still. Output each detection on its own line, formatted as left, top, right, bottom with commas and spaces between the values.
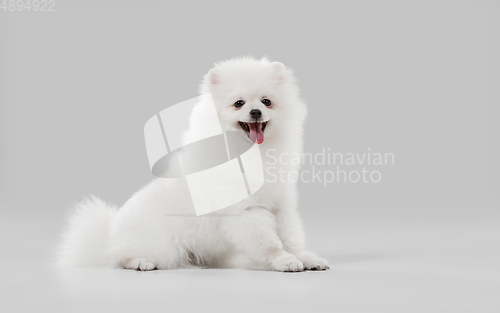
59, 57, 329, 272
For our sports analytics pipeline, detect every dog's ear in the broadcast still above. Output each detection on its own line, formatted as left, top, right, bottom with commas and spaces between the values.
206, 68, 221, 86
271, 62, 289, 82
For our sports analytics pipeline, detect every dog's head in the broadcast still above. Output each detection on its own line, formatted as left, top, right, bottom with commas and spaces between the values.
201, 57, 306, 145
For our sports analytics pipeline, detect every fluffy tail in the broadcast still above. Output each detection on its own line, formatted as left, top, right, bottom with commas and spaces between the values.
58, 196, 118, 267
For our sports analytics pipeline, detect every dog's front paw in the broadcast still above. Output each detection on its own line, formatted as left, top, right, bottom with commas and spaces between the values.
122, 258, 157, 271
271, 253, 304, 272
295, 251, 330, 271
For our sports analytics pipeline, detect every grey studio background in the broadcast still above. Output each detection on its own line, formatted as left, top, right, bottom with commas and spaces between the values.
1, 1, 499, 312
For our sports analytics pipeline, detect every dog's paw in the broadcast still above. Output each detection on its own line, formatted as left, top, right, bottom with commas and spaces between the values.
271, 253, 304, 272
295, 251, 330, 271
122, 258, 157, 271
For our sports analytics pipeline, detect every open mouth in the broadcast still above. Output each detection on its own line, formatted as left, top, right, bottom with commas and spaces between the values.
238, 121, 268, 144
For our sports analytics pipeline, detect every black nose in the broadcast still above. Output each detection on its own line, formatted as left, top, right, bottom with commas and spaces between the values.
250, 109, 262, 120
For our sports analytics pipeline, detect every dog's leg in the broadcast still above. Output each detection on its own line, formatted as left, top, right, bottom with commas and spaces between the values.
276, 203, 330, 271
121, 257, 157, 271
221, 207, 304, 272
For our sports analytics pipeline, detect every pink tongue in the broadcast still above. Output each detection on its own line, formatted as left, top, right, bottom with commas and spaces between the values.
248, 122, 264, 144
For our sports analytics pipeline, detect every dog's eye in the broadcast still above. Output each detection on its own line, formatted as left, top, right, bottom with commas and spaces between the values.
234, 100, 245, 108
261, 99, 271, 106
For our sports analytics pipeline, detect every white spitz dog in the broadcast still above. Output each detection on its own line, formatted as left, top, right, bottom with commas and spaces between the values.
59, 57, 329, 272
